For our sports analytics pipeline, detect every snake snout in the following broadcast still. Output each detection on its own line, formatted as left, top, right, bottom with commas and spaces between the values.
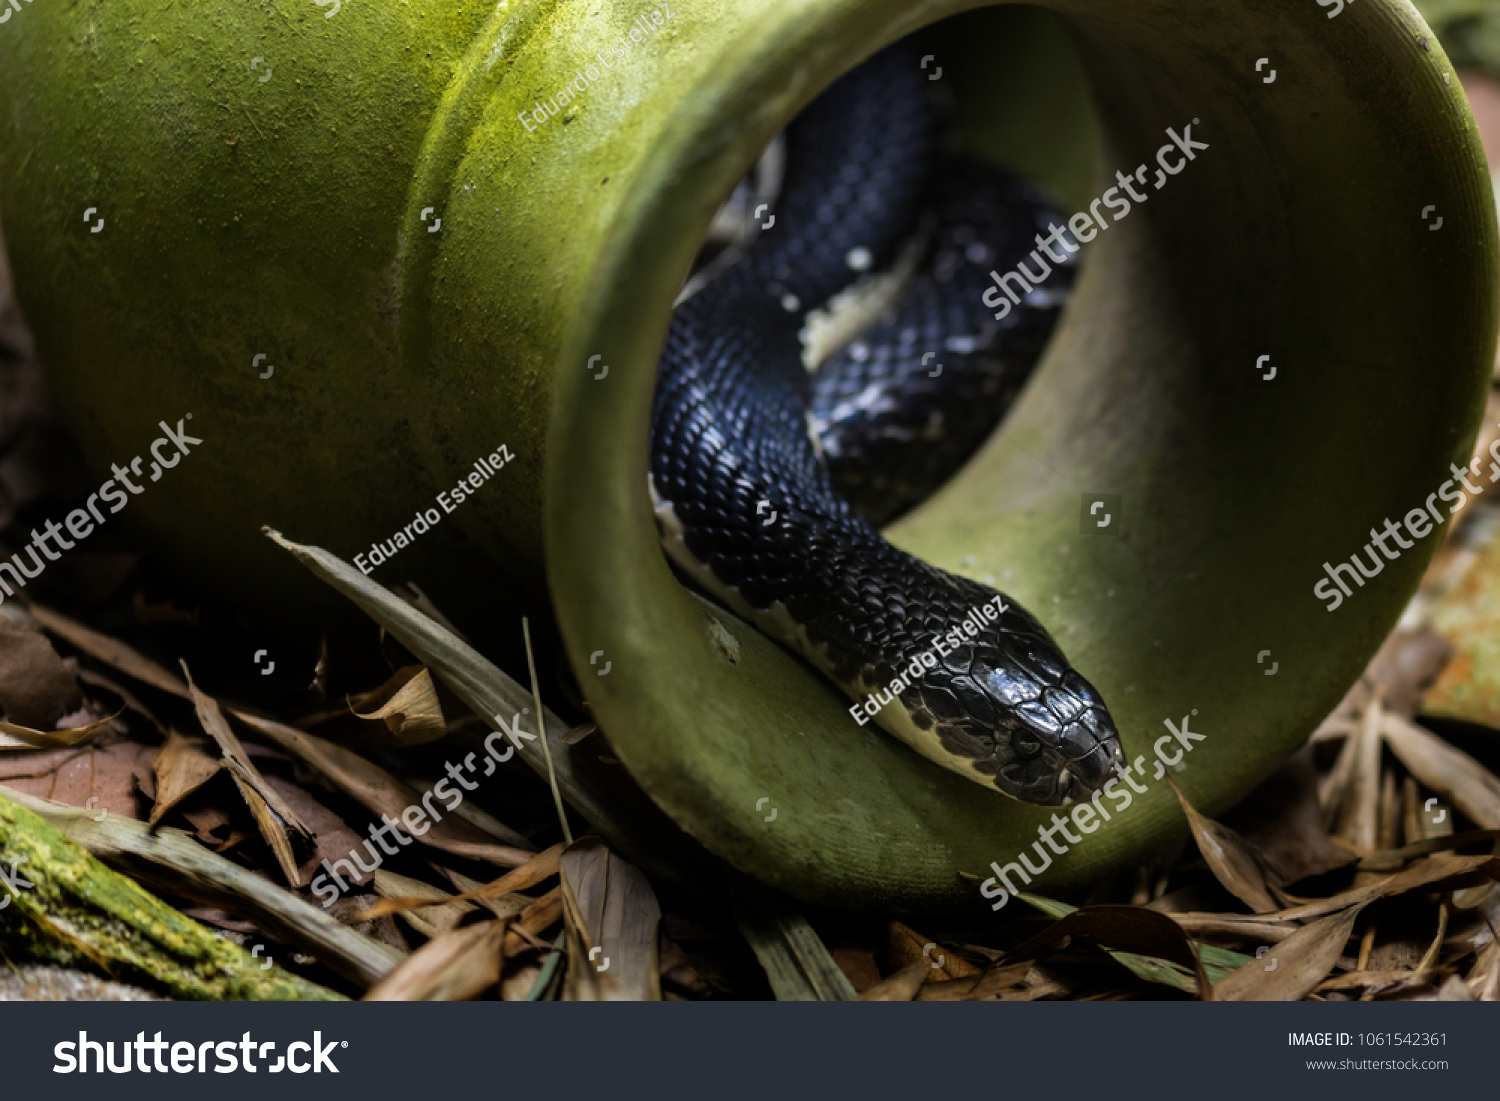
967, 654, 1123, 806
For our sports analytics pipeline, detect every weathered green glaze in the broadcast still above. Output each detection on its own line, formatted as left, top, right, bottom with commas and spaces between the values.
0, 0, 1494, 914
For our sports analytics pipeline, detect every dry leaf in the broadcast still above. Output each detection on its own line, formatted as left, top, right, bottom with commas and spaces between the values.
30, 603, 190, 699
350, 665, 446, 746
1245, 854, 1500, 925
1215, 905, 1367, 1001
0, 618, 81, 726
364, 919, 507, 1001
559, 836, 662, 1001
1382, 712, 1500, 829
1000, 904, 1213, 999
363, 842, 562, 921
148, 728, 221, 826
0, 709, 119, 749
503, 887, 564, 957
372, 870, 480, 940
233, 712, 535, 868
1168, 776, 1279, 912
181, 663, 313, 886
0, 741, 154, 818
1334, 696, 1384, 854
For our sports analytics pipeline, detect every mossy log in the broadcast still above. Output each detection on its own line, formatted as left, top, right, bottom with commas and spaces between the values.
0, 792, 341, 1000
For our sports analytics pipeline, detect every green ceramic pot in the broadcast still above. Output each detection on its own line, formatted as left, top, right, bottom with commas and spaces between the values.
0, 0, 1494, 914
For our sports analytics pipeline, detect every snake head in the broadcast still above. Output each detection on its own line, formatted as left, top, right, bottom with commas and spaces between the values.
914, 615, 1124, 806
992, 665, 1125, 806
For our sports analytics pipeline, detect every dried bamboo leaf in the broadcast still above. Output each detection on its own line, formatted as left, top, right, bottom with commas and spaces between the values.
1216, 905, 1367, 1001
914, 964, 1071, 1002
1382, 712, 1500, 829
363, 842, 562, 920
1021, 893, 1251, 981
372, 870, 480, 940
350, 665, 446, 746
29, 604, 191, 699
1167, 777, 1278, 912
558, 836, 662, 1001
731, 876, 855, 1001
0, 710, 119, 749
1358, 828, 1500, 871
1467, 936, 1500, 1000
1249, 854, 1500, 924
265, 529, 713, 890
429, 864, 538, 919
1314, 969, 1438, 996
148, 728, 222, 827
181, 663, 313, 885
503, 887, 565, 957
233, 712, 533, 867
1334, 696, 1384, 854
856, 962, 930, 1001
364, 919, 507, 1001
223, 762, 302, 887
1004, 901, 1213, 998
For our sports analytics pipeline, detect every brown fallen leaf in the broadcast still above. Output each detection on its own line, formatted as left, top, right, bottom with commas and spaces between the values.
1315, 969, 1443, 997
0, 741, 154, 819
1168, 776, 1279, 913
148, 727, 221, 826
427, 864, 536, 920
362, 842, 563, 921
998, 905, 1212, 1000
1382, 712, 1500, 829
915, 963, 1072, 1002
503, 887, 564, 957
181, 663, 313, 886
1215, 905, 1367, 1001
0, 709, 120, 749
364, 919, 507, 1001
29, 603, 191, 699
1334, 695, 1385, 855
559, 836, 662, 1001
349, 665, 446, 747
372, 869, 481, 940
233, 712, 535, 869
1236, 854, 1500, 925
1226, 748, 1356, 888
0, 618, 81, 727
1357, 829, 1500, 872
262, 773, 371, 890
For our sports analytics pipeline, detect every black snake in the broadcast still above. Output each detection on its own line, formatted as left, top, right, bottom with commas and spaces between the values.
650, 45, 1123, 807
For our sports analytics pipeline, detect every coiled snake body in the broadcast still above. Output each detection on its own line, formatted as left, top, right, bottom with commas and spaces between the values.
650, 46, 1123, 806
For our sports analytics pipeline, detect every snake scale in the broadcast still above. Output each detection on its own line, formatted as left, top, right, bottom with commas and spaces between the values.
649, 44, 1123, 807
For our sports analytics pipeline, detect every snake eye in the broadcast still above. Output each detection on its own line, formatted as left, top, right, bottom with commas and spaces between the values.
1013, 729, 1041, 760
